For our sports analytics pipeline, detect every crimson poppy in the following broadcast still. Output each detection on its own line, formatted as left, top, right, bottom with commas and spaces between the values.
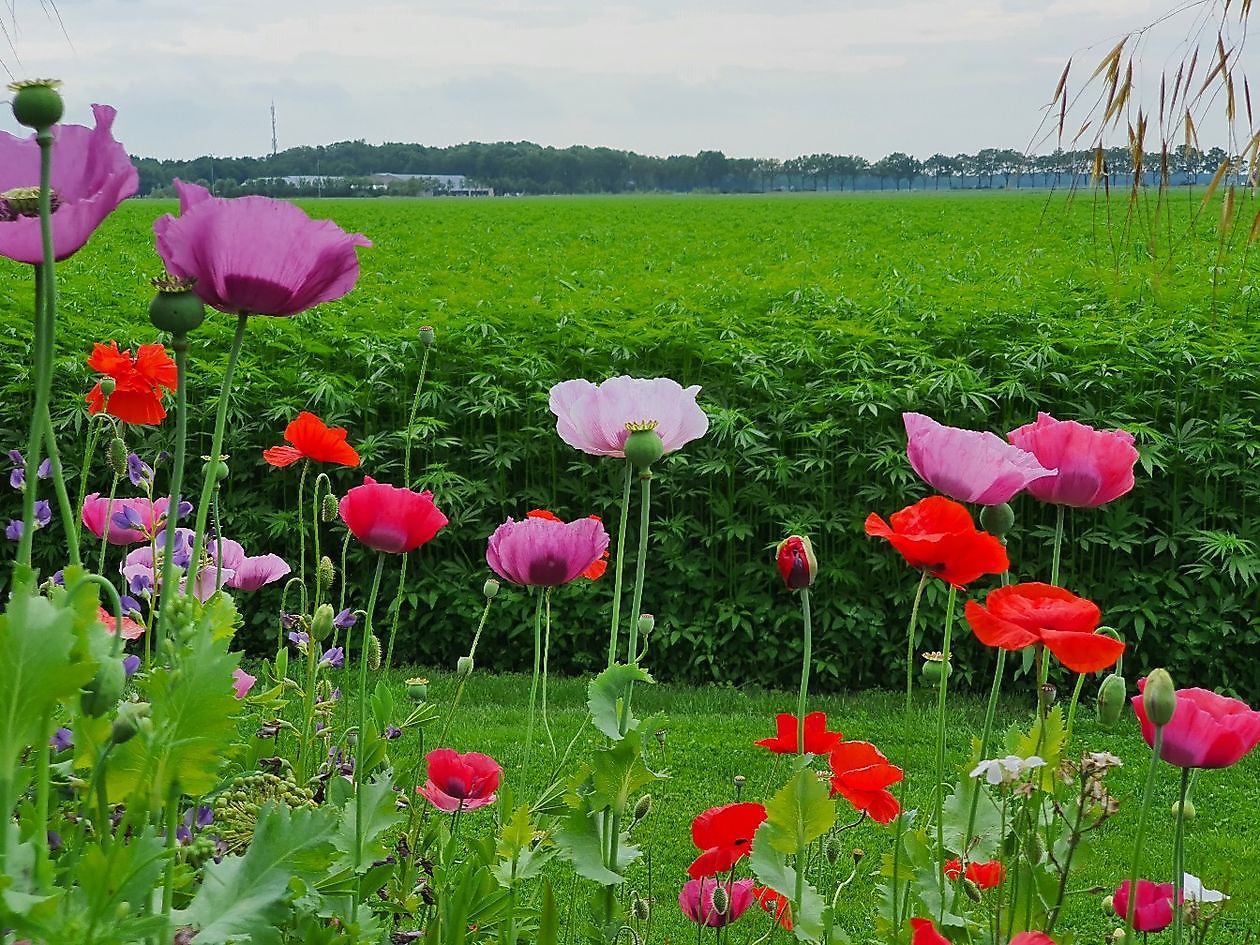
526, 509, 609, 579
964, 583, 1123, 674
339, 477, 447, 554
754, 711, 842, 755
776, 535, 817, 589
864, 496, 1008, 587
943, 858, 1004, 889
752, 886, 792, 931
687, 802, 767, 878
909, 918, 950, 945
417, 748, 502, 813
85, 341, 176, 425
263, 411, 360, 468
828, 741, 903, 824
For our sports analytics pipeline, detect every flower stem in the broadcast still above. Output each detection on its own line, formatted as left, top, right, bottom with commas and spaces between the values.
159, 335, 190, 623
403, 342, 432, 488
1064, 670, 1088, 737
75, 415, 106, 550
1124, 726, 1165, 945
955, 646, 1008, 912
1171, 766, 1191, 945
434, 596, 495, 749
186, 313, 249, 601
796, 586, 812, 756
97, 475, 119, 576
542, 587, 556, 761
890, 569, 930, 934
383, 550, 408, 671
41, 410, 79, 566
524, 589, 545, 773
1049, 504, 1065, 587
620, 470, 653, 733
933, 584, 959, 922
354, 554, 387, 873
606, 461, 633, 669
296, 459, 310, 613
32, 708, 53, 890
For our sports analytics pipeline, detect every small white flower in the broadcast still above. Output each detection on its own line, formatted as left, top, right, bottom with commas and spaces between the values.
970, 754, 1046, 786
1087, 751, 1123, 769
1182, 873, 1229, 903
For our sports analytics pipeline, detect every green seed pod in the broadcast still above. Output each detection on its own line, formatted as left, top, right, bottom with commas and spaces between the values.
1096, 673, 1127, 727
964, 879, 982, 903
637, 613, 655, 637
406, 677, 429, 701
482, 577, 500, 600
148, 278, 206, 334
419, 325, 436, 348
99, 376, 117, 397
206, 458, 230, 482
309, 603, 335, 642
109, 436, 129, 479
367, 634, 382, 671
623, 425, 664, 470
980, 502, 1015, 538
921, 652, 951, 686
110, 701, 151, 745
317, 556, 335, 593
321, 493, 339, 522
1172, 800, 1196, 821
1144, 668, 1177, 727
633, 794, 652, 822
82, 658, 127, 717
10, 79, 64, 130
456, 655, 474, 676
709, 884, 729, 916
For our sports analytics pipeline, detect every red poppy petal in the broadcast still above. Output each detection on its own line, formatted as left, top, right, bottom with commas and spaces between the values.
888, 495, 976, 536
910, 918, 951, 945
863, 513, 894, 538
964, 600, 1039, 651
133, 343, 177, 390
263, 445, 304, 468
930, 530, 1009, 586
581, 554, 608, 580
1040, 627, 1125, 674
86, 341, 131, 377
86, 383, 105, 415
286, 411, 361, 466
987, 582, 1100, 633
103, 389, 167, 425
527, 509, 562, 522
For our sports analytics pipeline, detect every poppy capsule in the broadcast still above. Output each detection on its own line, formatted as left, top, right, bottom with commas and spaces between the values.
776, 535, 817, 589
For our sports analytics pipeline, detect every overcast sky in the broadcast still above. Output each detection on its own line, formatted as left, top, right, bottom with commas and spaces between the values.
0, 0, 1253, 160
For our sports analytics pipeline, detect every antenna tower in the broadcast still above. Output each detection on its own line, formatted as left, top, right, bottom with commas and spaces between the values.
270, 101, 278, 156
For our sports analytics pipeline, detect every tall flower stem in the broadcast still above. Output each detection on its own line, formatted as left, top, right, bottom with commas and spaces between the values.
1124, 725, 1165, 945
606, 461, 633, 669
354, 554, 387, 873
296, 459, 310, 612
382, 553, 409, 671
16, 126, 59, 572
186, 313, 249, 603
434, 595, 495, 749
96, 474, 120, 576
933, 585, 959, 922
1038, 506, 1067, 717
403, 342, 432, 487
523, 589, 545, 773
1171, 766, 1191, 945
1049, 505, 1065, 586
542, 587, 556, 761
159, 335, 190, 620
620, 469, 653, 733
75, 415, 106, 549
890, 569, 930, 934
796, 586, 813, 756
41, 410, 79, 566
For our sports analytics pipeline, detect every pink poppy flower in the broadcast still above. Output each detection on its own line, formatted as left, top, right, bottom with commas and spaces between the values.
417, 747, 502, 812
0, 104, 138, 264
485, 515, 610, 587
679, 878, 754, 928
548, 376, 708, 458
153, 180, 371, 317
1113, 879, 1177, 932
96, 606, 145, 641
82, 494, 173, 545
1132, 676, 1260, 769
339, 477, 448, 554
213, 537, 291, 591
903, 412, 1054, 505
232, 667, 257, 700
1007, 413, 1138, 508
121, 527, 225, 602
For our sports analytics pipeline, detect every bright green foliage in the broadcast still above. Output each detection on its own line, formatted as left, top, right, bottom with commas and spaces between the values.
587, 665, 653, 739
492, 804, 555, 887
587, 730, 659, 815
331, 774, 403, 873
761, 767, 836, 855
749, 820, 827, 942
1006, 706, 1067, 794
555, 807, 639, 886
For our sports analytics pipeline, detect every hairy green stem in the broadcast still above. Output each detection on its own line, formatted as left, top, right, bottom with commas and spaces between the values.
296, 459, 310, 613
354, 554, 388, 873
75, 416, 106, 549
159, 335, 190, 641
403, 343, 432, 487
97, 475, 120, 576
620, 470, 653, 732
890, 569, 930, 934
1124, 726, 1165, 945
434, 596, 495, 749
933, 585, 959, 922
524, 590, 545, 772
606, 461, 633, 669
796, 586, 812, 755
1171, 766, 1191, 945
542, 587, 556, 761
41, 410, 79, 566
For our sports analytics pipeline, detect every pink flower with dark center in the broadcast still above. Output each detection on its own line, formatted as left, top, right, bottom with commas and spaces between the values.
0, 104, 138, 263
154, 180, 371, 317
82, 494, 173, 545
1007, 412, 1138, 508
1113, 879, 1177, 932
903, 412, 1055, 505
485, 515, 610, 587
1132, 677, 1260, 769
549, 376, 708, 458
679, 878, 754, 928
417, 748, 502, 812
339, 477, 448, 554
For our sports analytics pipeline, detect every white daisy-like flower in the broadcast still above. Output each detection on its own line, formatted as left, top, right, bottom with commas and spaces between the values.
970, 754, 1047, 786
1182, 873, 1229, 903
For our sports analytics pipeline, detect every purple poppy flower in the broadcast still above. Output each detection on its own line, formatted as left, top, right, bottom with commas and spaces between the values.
289, 631, 310, 647
903, 412, 1056, 506
486, 515, 610, 587
5, 520, 21, 541
122, 527, 228, 601
0, 104, 139, 264
333, 608, 357, 629
384, 725, 402, 740
213, 537, 290, 591
319, 646, 344, 669
184, 805, 213, 829
154, 179, 371, 318
122, 654, 141, 679
548, 376, 709, 459
127, 453, 154, 488
49, 727, 73, 751
280, 612, 301, 630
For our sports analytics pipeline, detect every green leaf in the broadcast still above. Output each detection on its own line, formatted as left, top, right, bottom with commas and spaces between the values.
761, 768, 836, 856
586, 664, 653, 739
174, 802, 337, 945
331, 774, 403, 873
749, 821, 826, 942
554, 808, 638, 886
941, 780, 1001, 860
588, 731, 659, 816
1005, 705, 1066, 793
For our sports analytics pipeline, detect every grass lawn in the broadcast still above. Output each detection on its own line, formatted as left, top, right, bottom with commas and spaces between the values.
269, 665, 1260, 943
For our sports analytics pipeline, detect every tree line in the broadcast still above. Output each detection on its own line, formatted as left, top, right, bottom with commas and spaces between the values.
135, 141, 1237, 197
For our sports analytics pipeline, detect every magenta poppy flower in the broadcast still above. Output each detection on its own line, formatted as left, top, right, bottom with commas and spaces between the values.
1113, 879, 1177, 932
213, 537, 291, 591
548, 376, 708, 458
679, 878, 754, 928
903, 412, 1055, 505
1132, 676, 1260, 769
417, 747, 502, 812
1007, 413, 1138, 508
485, 515, 610, 587
0, 104, 138, 264
339, 477, 448, 554
82, 494, 173, 545
232, 667, 257, 700
153, 180, 371, 317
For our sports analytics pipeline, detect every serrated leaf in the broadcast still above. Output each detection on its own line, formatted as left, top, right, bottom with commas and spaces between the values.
749, 821, 826, 942
761, 768, 836, 855
554, 808, 638, 885
941, 780, 1001, 860
588, 731, 659, 816
587, 664, 653, 739
1004, 706, 1066, 792
332, 774, 403, 872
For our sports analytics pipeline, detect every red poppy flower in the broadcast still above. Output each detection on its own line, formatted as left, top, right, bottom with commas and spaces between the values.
965, 860, 1004, 889
687, 802, 767, 878
942, 857, 963, 880
964, 583, 1123, 674
263, 411, 360, 468
85, 341, 176, 425
754, 711, 843, 755
526, 509, 608, 579
864, 496, 1008, 587
416, 747, 502, 812
828, 740, 903, 824
339, 476, 448, 554
752, 886, 792, 931
909, 918, 950, 945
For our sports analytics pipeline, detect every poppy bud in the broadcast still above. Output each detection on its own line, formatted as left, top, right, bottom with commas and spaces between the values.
710, 884, 730, 917
1171, 800, 1196, 821
964, 879, 982, 902
420, 325, 435, 348
631, 898, 651, 922
456, 655, 474, 676
633, 794, 652, 821
317, 556, 335, 593
367, 634, 382, 671
1144, 668, 1177, 727
637, 613, 654, 637
149, 276, 206, 334
825, 837, 841, 864
483, 578, 500, 600
309, 603, 335, 642
321, 493, 339, 522
623, 423, 664, 470
776, 535, 817, 590
852, 848, 865, 864
9, 79, 64, 131
109, 436, 129, 479
406, 677, 429, 701
82, 659, 126, 717
99, 376, 117, 398
110, 701, 150, 744
1096, 673, 1127, 727
979, 502, 1015, 538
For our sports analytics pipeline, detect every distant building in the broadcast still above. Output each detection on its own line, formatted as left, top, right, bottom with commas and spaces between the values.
368, 172, 494, 196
